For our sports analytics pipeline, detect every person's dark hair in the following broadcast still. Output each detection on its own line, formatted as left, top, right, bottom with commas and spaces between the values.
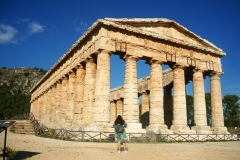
114, 115, 125, 125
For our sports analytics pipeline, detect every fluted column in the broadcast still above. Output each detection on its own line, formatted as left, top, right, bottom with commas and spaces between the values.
94, 50, 112, 123
82, 57, 97, 124
73, 65, 85, 126
60, 76, 68, 127
164, 85, 173, 129
171, 65, 193, 134
210, 72, 227, 134
123, 55, 139, 123
54, 80, 62, 128
117, 99, 123, 116
148, 60, 169, 133
110, 101, 116, 124
141, 91, 149, 128
192, 69, 210, 133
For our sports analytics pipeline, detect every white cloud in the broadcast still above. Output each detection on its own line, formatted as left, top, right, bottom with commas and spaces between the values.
74, 21, 88, 33
0, 24, 18, 44
28, 22, 45, 34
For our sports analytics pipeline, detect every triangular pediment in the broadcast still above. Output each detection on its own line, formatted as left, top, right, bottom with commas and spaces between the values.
104, 18, 224, 55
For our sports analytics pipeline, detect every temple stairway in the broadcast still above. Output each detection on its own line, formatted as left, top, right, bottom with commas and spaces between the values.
10, 120, 35, 135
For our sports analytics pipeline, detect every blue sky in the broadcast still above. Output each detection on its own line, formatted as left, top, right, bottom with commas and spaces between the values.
0, 0, 239, 98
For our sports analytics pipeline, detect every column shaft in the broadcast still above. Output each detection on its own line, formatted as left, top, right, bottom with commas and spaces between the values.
50, 85, 56, 128
83, 58, 97, 123
110, 101, 116, 124
66, 71, 76, 127
149, 60, 164, 125
94, 50, 111, 122
117, 99, 123, 116
123, 56, 139, 123
193, 70, 207, 126
38, 96, 43, 122
41, 92, 47, 125
171, 65, 192, 133
73, 65, 85, 125
141, 91, 149, 128
54, 80, 62, 128
60, 76, 68, 127
210, 72, 227, 133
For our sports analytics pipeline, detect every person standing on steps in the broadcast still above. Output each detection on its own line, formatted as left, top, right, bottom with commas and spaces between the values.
113, 115, 128, 154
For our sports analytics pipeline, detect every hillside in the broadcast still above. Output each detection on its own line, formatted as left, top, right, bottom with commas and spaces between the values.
0, 67, 47, 119
0, 67, 47, 95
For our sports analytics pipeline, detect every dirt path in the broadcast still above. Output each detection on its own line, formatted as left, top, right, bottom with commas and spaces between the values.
1, 132, 240, 160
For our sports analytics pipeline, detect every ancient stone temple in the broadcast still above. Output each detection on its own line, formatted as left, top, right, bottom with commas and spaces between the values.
30, 18, 228, 134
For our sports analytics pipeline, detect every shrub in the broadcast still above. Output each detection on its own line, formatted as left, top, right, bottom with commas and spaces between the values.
0, 146, 18, 160
24, 72, 30, 77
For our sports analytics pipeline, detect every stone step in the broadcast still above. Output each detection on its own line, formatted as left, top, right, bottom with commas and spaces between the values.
10, 120, 35, 135
12, 125, 33, 129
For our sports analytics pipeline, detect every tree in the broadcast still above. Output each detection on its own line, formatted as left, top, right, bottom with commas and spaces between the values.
186, 95, 194, 125
24, 72, 30, 76
205, 93, 212, 126
0, 83, 30, 119
222, 94, 240, 127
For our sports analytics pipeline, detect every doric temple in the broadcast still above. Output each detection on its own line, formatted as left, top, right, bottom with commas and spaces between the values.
30, 18, 228, 134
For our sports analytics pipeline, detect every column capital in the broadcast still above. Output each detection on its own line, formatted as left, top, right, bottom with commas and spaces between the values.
75, 63, 85, 69
170, 64, 186, 70
147, 59, 164, 65
121, 55, 138, 62
192, 68, 205, 73
141, 90, 150, 95
83, 56, 97, 64
210, 71, 224, 77
68, 70, 76, 76
95, 49, 113, 56
61, 75, 68, 80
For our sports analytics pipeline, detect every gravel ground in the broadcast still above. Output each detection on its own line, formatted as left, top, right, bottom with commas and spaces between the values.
0, 131, 240, 160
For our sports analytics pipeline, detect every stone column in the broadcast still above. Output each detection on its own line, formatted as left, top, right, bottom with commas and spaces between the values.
210, 72, 227, 134
94, 50, 112, 123
50, 84, 56, 128
32, 99, 39, 120
82, 57, 97, 124
38, 96, 43, 122
65, 70, 76, 128
123, 55, 142, 132
164, 85, 173, 129
110, 101, 116, 124
148, 60, 169, 133
141, 91, 149, 128
116, 99, 123, 116
60, 76, 68, 128
45, 89, 51, 127
41, 92, 47, 125
54, 80, 62, 128
191, 69, 211, 134
72, 65, 85, 128
171, 65, 194, 134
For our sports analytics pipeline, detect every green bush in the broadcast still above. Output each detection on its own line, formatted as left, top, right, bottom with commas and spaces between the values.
1, 146, 18, 160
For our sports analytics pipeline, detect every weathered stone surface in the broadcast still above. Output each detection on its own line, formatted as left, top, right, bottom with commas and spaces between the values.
82, 58, 96, 124
94, 50, 111, 123
72, 65, 85, 126
30, 18, 227, 134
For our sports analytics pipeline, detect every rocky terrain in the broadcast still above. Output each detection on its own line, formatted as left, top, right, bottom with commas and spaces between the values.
0, 67, 47, 95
